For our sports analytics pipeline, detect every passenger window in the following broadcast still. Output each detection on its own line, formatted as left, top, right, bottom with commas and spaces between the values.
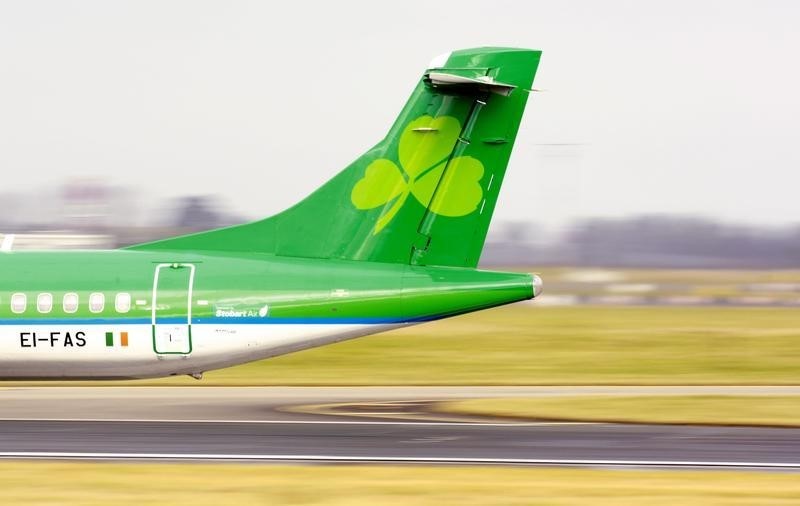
89, 293, 105, 313
63, 293, 79, 314
37, 293, 53, 313
11, 293, 26, 314
115, 293, 131, 313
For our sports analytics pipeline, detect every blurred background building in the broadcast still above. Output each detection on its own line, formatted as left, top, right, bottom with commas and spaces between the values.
483, 216, 800, 269
2, 178, 798, 270
0, 180, 243, 250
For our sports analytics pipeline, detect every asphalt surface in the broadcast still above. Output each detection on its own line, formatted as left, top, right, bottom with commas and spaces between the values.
1, 387, 799, 469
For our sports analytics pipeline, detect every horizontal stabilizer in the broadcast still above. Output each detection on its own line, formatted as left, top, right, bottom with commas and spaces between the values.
425, 71, 517, 96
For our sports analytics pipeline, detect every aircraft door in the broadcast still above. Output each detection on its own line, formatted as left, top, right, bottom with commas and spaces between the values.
152, 263, 195, 355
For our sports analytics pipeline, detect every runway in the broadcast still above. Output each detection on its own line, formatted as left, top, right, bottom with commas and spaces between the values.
1, 387, 799, 470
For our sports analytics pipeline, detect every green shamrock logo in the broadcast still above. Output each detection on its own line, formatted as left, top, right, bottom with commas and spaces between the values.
351, 115, 484, 234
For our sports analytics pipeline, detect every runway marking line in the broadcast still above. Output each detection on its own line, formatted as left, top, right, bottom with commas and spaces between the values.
0, 452, 798, 470
283, 399, 502, 424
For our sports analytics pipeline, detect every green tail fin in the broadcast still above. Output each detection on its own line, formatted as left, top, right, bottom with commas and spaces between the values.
129, 47, 541, 267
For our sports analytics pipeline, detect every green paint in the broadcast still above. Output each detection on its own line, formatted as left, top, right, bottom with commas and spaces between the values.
105, 332, 113, 347
0, 251, 533, 322
0, 48, 542, 322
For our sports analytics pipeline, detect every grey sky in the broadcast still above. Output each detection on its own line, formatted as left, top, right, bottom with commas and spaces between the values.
1, 0, 798, 227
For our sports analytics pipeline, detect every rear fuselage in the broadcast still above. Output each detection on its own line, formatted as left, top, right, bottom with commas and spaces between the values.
0, 250, 534, 379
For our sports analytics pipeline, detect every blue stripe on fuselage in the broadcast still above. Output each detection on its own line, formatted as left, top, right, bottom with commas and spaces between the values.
0, 316, 438, 325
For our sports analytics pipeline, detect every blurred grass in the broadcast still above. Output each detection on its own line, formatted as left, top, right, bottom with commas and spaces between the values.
3, 462, 800, 505
442, 395, 800, 426
10, 305, 800, 386
169, 305, 800, 385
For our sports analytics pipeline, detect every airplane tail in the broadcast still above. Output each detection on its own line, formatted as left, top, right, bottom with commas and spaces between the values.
129, 47, 542, 268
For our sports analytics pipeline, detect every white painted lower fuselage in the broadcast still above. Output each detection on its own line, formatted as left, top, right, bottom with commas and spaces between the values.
0, 323, 405, 379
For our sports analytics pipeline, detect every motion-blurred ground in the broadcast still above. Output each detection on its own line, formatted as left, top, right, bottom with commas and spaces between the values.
179, 305, 800, 386
3, 463, 800, 506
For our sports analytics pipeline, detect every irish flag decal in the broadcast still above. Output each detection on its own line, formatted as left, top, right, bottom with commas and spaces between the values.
105, 331, 129, 347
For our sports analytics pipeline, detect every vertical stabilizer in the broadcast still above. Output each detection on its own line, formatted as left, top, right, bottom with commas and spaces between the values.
129, 48, 541, 267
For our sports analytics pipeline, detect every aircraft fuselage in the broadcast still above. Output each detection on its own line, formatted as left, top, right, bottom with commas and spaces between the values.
0, 250, 534, 379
